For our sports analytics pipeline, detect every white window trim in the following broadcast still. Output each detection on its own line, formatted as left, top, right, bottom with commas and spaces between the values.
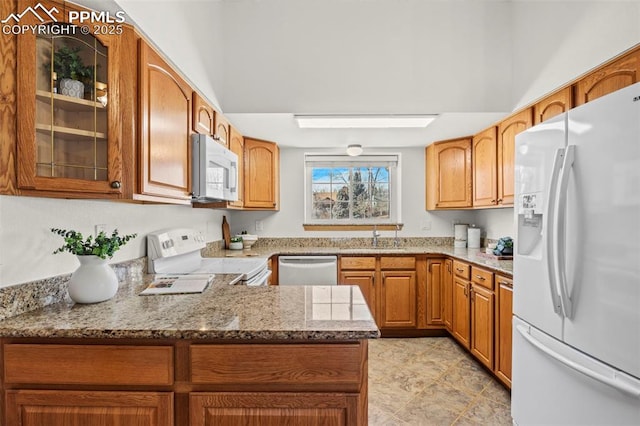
304, 152, 402, 225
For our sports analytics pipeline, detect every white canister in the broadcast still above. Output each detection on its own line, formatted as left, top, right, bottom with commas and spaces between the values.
454, 224, 468, 248
468, 227, 481, 249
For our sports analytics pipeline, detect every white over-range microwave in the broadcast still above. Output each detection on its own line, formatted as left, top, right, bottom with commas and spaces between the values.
191, 134, 239, 202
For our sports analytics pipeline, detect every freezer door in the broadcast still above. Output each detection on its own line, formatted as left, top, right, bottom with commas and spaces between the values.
514, 114, 566, 339
562, 82, 640, 379
512, 317, 640, 426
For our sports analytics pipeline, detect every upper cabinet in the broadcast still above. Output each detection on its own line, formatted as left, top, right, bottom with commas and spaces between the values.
534, 86, 573, 124
575, 49, 640, 106
16, 0, 125, 197
228, 126, 245, 209
472, 127, 498, 207
243, 138, 279, 210
214, 111, 230, 148
192, 92, 214, 136
496, 108, 532, 206
137, 39, 192, 203
425, 138, 472, 210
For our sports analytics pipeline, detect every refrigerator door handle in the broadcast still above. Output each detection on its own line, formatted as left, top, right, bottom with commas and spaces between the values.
546, 147, 565, 315
555, 145, 575, 318
516, 324, 640, 398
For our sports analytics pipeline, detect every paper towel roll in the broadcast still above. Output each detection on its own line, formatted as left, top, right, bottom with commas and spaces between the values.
467, 227, 481, 248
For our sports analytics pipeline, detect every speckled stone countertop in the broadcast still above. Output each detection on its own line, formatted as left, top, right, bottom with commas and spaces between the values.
224, 246, 513, 276
0, 274, 379, 340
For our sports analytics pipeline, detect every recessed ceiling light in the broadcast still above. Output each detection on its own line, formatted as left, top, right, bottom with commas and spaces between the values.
294, 114, 438, 129
346, 144, 363, 156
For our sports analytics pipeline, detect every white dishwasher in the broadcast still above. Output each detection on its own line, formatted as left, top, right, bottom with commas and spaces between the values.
278, 256, 338, 286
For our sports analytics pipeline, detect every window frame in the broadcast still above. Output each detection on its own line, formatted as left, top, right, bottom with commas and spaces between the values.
303, 153, 402, 226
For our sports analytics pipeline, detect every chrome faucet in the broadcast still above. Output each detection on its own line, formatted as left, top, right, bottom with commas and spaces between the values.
393, 224, 400, 248
372, 225, 381, 248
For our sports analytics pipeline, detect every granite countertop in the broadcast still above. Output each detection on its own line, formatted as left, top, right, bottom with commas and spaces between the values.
0, 274, 379, 341
224, 246, 513, 276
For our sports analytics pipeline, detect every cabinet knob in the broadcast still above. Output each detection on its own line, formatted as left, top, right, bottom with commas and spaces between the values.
497, 198, 503, 204
475, 275, 486, 281
110, 181, 121, 189
491, 199, 496, 204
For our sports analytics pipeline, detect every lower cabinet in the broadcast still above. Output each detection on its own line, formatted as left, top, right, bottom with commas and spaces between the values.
495, 273, 514, 388
339, 256, 377, 321
470, 284, 495, 369
426, 258, 445, 326
380, 270, 417, 328
442, 259, 454, 331
452, 275, 471, 348
190, 392, 360, 426
5, 390, 173, 426
2, 340, 369, 426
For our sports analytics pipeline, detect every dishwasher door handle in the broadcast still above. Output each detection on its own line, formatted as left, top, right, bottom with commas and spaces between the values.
278, 256, 338, 264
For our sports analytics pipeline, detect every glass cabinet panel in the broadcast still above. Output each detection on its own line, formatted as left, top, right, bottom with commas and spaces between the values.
35, 24, 108, 181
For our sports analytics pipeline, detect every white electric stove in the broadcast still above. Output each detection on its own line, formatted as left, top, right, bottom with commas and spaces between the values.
147, 228, 270, 286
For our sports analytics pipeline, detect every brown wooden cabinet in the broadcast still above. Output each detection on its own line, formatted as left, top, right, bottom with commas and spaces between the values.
497, 108, 532, 206
470, 267, 495, 369
243, 137, 279, 210
340, 256, 377, 321
534, 86, 573, 124
137, 39, 192, 203
228, 125, 245, 208
379, 257, 418, 329
2, 340, 369, 426
472, 126, 498, 207
495, 273, 513, 388
190, 392, 360, 426
425, 137, 472, 210
15, 0, 126, 198
575, 49, 640, 106
213, 110, 230, 148
452, 275, 471, 348
442, 259, 454, 332
192, 92, 215, 136
426, 258, 445, 326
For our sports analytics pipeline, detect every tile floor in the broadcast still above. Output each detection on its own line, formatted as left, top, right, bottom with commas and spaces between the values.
368, 337, 512, 425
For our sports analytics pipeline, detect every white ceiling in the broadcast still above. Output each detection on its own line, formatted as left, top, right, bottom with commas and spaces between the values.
98, 0, 640, 148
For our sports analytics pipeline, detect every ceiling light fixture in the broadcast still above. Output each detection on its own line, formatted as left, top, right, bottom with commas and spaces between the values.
346, 144, 363, 156
294, 114, 438, 129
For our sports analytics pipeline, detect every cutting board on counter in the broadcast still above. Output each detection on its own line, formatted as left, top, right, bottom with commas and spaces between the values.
222, 216, 231, 249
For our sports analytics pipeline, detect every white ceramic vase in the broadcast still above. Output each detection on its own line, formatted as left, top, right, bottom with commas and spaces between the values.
68, 255, 118, 304
58, 78, 84, 98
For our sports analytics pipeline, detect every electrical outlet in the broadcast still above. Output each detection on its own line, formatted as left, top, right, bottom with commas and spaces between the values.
421, 221, 432, 231
95, 224, 107, 236
255, 220, 264, 231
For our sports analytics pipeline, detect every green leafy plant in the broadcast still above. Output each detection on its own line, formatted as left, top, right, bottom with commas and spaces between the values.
51, 228, 137, 259
230, 236, 243, 243
493, 237, 513, 256
49, 45, 95, 85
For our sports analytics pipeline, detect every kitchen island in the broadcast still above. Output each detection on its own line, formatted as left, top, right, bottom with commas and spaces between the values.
0, 274, 379, 426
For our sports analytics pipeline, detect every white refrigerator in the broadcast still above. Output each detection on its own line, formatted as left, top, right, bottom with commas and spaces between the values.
512, 82, 640, 425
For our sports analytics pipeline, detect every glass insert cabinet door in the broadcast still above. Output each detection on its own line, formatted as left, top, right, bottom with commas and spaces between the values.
17, 14, 122, 195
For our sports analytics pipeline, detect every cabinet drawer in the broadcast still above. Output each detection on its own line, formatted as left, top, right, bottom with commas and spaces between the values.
471, 266, 494, 290
340, 256, 376, 270
496, 273, 513, 289
3, 344, 174, 386
452, 260, 470, 279
190, 344, 363, 391
380, 256, 415, 270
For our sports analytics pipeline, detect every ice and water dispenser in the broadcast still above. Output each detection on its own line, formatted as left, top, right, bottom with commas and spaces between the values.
517, 192, 544, 256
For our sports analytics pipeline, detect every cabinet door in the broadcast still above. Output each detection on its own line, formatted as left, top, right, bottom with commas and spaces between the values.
16, 0, 123, 196
340, 271, 376, 321
190, 392, 361, 426
213, 112, 230, 148
442, 259, 454, 332
192, 92, 214, 136
575, 49, 640, 106
228, 125, 244, 208
380, 271, 417, 328
452, 277, 470, 348
138, 40, 192, 202
534, 86, 572, 124
243, 138, 279, 209
5, 390, 173, 426
470, 284, 495, 369
426, 259, 444, 326
497, 108, 532, 206
495, 274, 513, 388
472, 127, 498, 207
425, 138, 472, 210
